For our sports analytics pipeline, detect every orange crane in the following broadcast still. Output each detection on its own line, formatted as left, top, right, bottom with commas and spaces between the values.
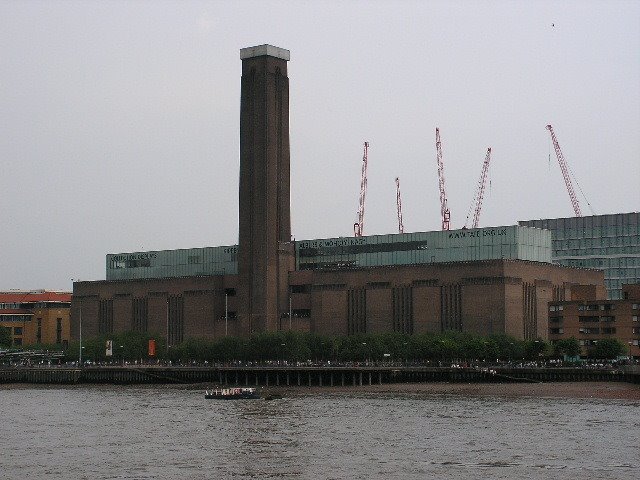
395, 177, 404, 234
546, 124, 582, 217
353, 141, 369, 237
465, 147, 492, 229
435, 128, 451, 230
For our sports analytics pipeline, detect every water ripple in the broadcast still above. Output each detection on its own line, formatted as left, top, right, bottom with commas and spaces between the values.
0, 386, 638, 480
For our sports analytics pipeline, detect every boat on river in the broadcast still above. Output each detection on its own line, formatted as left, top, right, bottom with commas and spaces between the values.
205, 387, 260, 400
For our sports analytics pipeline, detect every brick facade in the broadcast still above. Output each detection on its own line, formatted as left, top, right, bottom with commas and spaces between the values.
549, 284, 640, 357
72, 260, 604, 342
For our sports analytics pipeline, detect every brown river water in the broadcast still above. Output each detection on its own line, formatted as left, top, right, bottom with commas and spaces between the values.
0, 383, 638, 480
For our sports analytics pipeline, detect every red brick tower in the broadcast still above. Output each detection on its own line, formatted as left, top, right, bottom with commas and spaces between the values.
237, 45, 294, 335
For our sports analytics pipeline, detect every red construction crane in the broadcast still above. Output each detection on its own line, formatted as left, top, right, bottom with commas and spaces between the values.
465, 147, 492, 229
546, 124, 582, 217
435, 128, 451, 230
354, 141, 369, 237
395, 177, 404, 234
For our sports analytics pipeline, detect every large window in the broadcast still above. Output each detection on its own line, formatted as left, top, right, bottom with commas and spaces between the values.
579, 327, 599, 334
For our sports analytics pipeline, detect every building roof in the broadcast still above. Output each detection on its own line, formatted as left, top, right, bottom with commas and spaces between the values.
0, 291, 72, 304
519, 211, 638, 224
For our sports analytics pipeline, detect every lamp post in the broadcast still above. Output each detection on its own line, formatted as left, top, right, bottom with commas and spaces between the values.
280, 343, 286, 365
78, 300, 82, 367
225, 292, 228, 337
166, 296, 170, 355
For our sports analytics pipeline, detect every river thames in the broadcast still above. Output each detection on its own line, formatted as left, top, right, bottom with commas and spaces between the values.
1, 383, 638, 480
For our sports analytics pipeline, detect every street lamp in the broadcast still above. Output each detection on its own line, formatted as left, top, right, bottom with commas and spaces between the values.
78, 300, 82, 367
403, 342, 408, 365
280, 343, 286, 365
225, 292, 228, 337
166, 296, 170, 355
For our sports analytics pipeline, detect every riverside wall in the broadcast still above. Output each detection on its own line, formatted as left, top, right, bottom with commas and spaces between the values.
1, 366, 638, 386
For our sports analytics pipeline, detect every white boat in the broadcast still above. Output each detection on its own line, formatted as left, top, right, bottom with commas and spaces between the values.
204, 387, 260, 400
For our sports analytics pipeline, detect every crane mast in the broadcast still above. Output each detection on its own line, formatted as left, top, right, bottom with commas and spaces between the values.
435, 128, 451, 230
546, 124, 582, 217
395, 177, 404, 234
354, 141, 369, 237
465, 147, 492, 229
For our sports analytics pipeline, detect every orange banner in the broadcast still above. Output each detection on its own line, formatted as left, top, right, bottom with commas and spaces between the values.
148, 339, 156, 357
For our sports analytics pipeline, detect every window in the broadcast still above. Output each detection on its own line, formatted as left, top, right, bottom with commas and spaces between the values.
579, 316, 599, 323
549, 305, 564, 312
633, 316, 638, 322
293, 309, 311, 318
579, 327, 599, 334
549, 328, 563, 334
224, 288, 236, 296
633, 303, 639, 310
188, 255, 201, 265
601, 327, 616, 334
13, 327, 22, 335
56, 318, 62, 344
125, 258, 151, 268
290, 284, 310, 294
111, 259, 126, 269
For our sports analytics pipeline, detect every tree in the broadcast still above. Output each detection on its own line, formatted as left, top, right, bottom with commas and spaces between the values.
553, 338, 581, 358
524, 339, 550, 360
589, 339, 626, 359
0, 326, 11, 347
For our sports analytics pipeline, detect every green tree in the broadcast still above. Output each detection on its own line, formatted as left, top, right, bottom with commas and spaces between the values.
487, 334, 522, 361
553, 338, 581, 358
0, 326, 11, 347
62, 330, 536, 364
213, 336, 245, 362
589, 338, 626, 359
524, 339, 550, 360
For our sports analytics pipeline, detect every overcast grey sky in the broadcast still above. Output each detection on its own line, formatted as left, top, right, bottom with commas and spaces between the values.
1, 0, 638, 291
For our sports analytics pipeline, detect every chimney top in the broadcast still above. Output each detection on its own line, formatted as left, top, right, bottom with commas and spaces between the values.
240, 44, 290, 61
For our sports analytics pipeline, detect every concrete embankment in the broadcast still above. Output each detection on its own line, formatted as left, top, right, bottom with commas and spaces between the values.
1, 365, 638, 386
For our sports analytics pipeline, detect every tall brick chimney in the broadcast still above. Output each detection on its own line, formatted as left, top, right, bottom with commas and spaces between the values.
237, 45, 294, 335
